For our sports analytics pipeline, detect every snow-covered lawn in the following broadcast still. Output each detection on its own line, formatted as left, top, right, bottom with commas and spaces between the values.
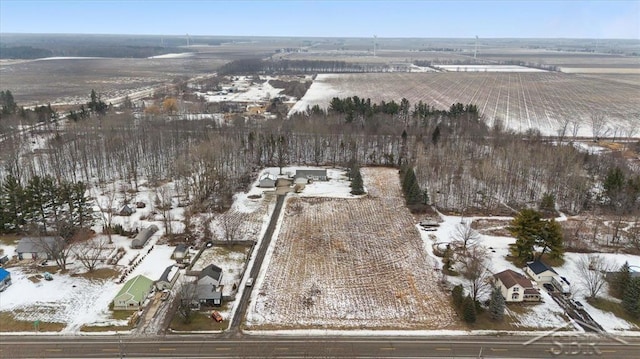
419, 212, 640, 332
0, 232, 177, 333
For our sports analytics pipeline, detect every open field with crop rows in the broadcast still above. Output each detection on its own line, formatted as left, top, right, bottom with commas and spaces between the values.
294, 72, 640, 137
248, 167, 458, 329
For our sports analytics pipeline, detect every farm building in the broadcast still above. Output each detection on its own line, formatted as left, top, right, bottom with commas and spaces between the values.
172, 244, 188, 262
524, 261, 558, 284
113, 275, 154, 310
294, 169, 328, 182
494, 269, 541, 303
155, 265, 179, 291
118, 204, 135, 216
131, 225, 159, 249
258, 173, 278, 188
0, 268, 11, 291
16, 237, 64, 260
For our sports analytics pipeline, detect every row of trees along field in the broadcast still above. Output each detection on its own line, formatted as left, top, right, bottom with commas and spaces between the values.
1, 90, 638, 243
0, 174, 94, 237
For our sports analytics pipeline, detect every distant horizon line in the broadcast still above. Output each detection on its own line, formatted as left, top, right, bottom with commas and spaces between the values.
1, 32, 639, 41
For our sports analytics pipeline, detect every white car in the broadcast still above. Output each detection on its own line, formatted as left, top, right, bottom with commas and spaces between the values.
245, 278, 254, 287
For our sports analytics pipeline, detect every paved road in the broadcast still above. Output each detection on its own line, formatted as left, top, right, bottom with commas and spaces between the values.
229, 194, 286, 333
1, 334, 638, 358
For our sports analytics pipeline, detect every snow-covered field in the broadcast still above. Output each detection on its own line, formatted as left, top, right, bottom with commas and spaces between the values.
434, 65, 548, 72
290, 73, 639, 137
195, 76, 293, 104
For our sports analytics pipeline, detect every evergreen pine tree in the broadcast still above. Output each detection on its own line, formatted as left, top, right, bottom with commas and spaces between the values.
538, 219, 564, 260
622, 277, 640, 319
407, 179, 422, 206
462, 295, 477, 323
489, 286, 505, 321
508, 209, 543, 263
2, 175, 24, 232
350, 165, 365, 195
611, 262, 631, 299
402, 166, 416, 194
452, 284, 464, 308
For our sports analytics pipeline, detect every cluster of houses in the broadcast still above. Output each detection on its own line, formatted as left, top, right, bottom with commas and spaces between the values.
112, 263, 224, 311
493, 260, 570, 303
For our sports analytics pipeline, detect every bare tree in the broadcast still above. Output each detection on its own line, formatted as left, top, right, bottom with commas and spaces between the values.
570, 120, 581, 140
94, 183, 117, 243
577, 254, 615, 298
590, 112, 607, 141
459, 246, 492, 303
556, 118, 570, 144
177, 277, 199, 324
155, 186, 173, 237
73, 237, 111, 272
219, 215, 241, 243
452, 222, 481, 252
34, 236, 73, 271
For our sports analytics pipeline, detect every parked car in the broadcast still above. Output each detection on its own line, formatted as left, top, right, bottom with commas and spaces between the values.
161, 290, 170, 301
573, 300, 584, 310
211, 311, 223, 322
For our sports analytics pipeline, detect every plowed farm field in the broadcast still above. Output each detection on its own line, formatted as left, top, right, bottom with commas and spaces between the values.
248, 167, 459, 329
292, 72, 640, 137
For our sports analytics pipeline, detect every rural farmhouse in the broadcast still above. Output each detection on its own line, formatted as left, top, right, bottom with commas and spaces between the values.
294, 169, 328, 182
494, 269, 541, 302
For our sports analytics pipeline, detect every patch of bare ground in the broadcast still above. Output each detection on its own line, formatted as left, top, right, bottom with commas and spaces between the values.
472, 218, 512, 236
250, 167, 459, 329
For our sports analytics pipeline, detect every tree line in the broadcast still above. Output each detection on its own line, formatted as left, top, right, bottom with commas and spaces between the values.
1, 93, 638, 245
0, 174, 94, 238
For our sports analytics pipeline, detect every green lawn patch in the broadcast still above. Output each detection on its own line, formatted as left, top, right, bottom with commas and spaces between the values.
0, 312, 65, 332
170, 311, 227, 331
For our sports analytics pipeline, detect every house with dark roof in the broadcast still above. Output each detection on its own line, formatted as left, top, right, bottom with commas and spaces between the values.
198, 264, 223, 287
0, 268, 11, 291
183, 282, 223, 307
131, 225, 159, 249
113, 275, 154, 310
16, 237, 64, 260
494, 269, 541, 302
524, 261, 558, 284
155, 265, 180, 291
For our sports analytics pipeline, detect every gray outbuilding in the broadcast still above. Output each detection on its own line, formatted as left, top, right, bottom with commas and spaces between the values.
131, 225, 159, 249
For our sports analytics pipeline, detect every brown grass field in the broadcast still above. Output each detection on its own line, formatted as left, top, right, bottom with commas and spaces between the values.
248, 167, 459, 329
